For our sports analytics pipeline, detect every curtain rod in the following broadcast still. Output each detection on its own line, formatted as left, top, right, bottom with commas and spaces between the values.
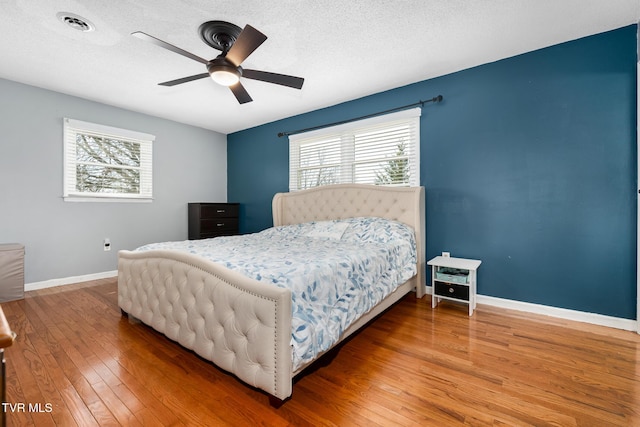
277, 95, 443, 138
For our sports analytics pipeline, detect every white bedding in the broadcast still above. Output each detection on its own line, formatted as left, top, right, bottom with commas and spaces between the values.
136, 217, 416, 370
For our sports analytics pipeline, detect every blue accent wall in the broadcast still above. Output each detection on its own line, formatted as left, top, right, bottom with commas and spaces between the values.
228, 25, 638, 319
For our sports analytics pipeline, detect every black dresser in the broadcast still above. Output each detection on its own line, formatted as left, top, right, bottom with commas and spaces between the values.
188, 203, 239, 239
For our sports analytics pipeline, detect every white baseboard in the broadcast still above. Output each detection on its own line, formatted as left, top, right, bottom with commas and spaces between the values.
427, 286, 638, 332
25, 270, 118, 292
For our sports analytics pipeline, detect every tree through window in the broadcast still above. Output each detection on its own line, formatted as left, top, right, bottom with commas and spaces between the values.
63, 118, 154, 201
288, 108, 420, 191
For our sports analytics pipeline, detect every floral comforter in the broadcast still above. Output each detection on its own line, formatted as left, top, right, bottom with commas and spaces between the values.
136, 217, 416, 370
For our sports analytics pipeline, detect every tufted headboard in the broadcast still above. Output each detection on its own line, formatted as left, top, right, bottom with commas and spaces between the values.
272, 184, 425, 296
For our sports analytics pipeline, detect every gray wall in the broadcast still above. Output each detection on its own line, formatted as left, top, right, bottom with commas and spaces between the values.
0, 78, 227, 283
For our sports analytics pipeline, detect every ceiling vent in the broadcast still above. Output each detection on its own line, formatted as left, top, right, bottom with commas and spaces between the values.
56, 12, 94, 32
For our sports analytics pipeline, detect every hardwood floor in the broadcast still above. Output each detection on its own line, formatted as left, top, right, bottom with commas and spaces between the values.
1, 277, 639, 426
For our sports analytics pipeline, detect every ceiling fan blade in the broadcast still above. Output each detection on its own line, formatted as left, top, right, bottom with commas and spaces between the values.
229, 82, 253, 104
242, 69, 304, 89
132, 31, 209, 65
158, 73, 210, 86
225, 25, 267, 66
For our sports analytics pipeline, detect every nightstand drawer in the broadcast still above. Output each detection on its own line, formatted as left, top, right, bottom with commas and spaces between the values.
434, 281, 469, 301
200, 218, 238, 234
200, 204, 239, 219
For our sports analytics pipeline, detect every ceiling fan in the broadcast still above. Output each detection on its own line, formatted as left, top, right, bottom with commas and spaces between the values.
132, 20, 304, 104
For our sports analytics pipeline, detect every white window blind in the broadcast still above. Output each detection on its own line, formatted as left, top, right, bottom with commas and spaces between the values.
63, 118, 154, 202
289, 108, 421, 191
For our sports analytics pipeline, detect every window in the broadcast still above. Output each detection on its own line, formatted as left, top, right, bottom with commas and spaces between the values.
63, 118, 154, 201
289, 108, 420, 191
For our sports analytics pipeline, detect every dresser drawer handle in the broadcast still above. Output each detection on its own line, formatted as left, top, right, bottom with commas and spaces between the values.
217, 223, 225, 227
449, 287, 455, 293
216, 209, 225, 213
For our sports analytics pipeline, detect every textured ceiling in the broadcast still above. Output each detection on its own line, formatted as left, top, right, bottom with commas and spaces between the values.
1, 1, 638, 134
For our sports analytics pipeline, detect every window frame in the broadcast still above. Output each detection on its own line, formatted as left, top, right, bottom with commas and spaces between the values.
288, 108, 421, 191
63, 118, 154, 202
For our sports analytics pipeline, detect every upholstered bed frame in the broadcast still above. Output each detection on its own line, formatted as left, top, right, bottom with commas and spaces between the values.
118, 184, 425, 401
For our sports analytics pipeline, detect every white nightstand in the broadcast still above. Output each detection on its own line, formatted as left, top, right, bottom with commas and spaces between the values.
428, 256, 482, 316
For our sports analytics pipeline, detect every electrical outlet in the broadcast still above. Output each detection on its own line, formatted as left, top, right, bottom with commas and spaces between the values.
442, 251, 450, 257
104, 238, 111, 252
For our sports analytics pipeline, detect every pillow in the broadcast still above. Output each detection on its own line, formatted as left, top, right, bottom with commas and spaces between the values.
305, 221, 350, 240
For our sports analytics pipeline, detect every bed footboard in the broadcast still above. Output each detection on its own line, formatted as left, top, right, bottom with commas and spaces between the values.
118, 249, 293, 400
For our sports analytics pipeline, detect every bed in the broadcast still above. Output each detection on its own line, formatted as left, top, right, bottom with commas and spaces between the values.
117, 183, 425, 402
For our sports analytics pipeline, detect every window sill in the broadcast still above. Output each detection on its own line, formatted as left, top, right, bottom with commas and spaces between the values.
63, 196, 153, 203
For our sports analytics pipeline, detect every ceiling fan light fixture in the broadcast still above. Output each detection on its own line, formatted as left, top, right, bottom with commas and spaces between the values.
210, 69, 240, 86
207, 58, 240, 86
